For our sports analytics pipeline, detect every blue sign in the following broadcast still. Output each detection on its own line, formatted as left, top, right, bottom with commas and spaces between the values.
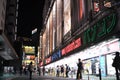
51, 50, 61, 62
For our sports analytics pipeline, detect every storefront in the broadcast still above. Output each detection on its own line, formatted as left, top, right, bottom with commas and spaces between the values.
45, 38, 119, 78
43, 7, 120, 78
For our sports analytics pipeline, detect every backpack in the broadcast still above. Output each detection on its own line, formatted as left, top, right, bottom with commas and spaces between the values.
67, 66, 70, 72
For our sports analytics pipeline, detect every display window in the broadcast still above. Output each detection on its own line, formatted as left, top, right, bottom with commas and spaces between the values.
56, 0, 62, 47
63, 0, 71, 36
24, 46, 35, 55
106, 53, 115, 75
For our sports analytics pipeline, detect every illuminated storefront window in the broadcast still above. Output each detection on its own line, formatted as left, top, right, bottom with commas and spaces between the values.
63, 0, 71, 36
71, 0, 86, 33
52, 1, 57, 50
24, 46, 35, 55
56, 0, 62, 47
49, 12, 53, 54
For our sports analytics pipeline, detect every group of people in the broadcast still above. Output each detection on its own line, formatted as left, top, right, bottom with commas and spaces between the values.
18, 52, 120, 80
55, 58, 84, 80
56, 64, 71, 77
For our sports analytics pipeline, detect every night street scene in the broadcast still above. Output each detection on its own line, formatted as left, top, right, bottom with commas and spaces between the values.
0, 0, 120, 80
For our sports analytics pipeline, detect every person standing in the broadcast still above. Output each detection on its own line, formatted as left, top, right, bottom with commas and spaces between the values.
42, 66, 45, 76
76, 58, 83, 80
37, 66, 41, 76
112, 52, 120, 80
56, 65, 60, 77
28, 62, 33, 80
19, 66, 23, 76
65, 64, 70, 78
61, 65, 64, 77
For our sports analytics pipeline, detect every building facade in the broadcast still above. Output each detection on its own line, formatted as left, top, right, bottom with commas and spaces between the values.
40, 0, 120, 78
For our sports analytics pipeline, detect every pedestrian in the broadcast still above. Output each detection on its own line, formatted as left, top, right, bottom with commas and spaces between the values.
42, 66, 45, 76
56, 65, 60, 77
65, 64, 70, 78
23, 66, 27, 75
37, 66, 41, 76
13, 67, 16, 74
112, 52, 120, 80
19, 66, 23, 76
28, 62, 33, 80
61, 65, 64, 77
76, 58, 83, 80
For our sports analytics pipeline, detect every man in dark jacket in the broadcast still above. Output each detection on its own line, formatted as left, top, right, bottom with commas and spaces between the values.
28, 62, 33, 80
112, 52, 120, 80
76, 58, 83, 80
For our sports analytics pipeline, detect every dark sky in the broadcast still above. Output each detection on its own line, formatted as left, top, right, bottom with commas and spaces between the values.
17, 0, 45, 46
17, 0, 45, 38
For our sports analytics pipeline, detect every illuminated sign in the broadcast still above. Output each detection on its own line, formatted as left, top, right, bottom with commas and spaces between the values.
26, 55, 35, 60
32, 28, 37, 34
62, 38, 81, 55
45, 57, 51, 64
24, 46, 35, 54
83, 13, 116, 45
40, 61, 43, 66
51, 50, 61, 62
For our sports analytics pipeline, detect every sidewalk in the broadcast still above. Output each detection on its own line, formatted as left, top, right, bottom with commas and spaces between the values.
10, 75, 116, 80
0, 72, 116, 80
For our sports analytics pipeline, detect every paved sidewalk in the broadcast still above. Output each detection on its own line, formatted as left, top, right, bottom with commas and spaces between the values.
11, 76, 77, 80
0, 73, 116, 80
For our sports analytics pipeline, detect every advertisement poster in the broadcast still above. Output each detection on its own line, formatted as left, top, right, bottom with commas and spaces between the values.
99, 56, 106, 77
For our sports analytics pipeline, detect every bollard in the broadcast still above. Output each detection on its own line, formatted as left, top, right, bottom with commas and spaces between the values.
99, 68, 102, 80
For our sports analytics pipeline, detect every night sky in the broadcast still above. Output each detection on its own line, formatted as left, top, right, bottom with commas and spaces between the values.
17, 0, 45, 46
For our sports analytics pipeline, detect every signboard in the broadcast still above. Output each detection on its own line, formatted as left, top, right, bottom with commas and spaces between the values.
26, 55, 35, 60
83, 13, 117, 45
62, 38, 82, 55
24, 46, 35, 54
45, 57, 51, 64
51, 50, 61, 62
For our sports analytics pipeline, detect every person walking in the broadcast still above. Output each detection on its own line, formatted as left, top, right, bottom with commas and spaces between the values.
65, 64, 70, 78
112, 52, 120, 80
76, 58, 83, 80
28, 62, 33, 80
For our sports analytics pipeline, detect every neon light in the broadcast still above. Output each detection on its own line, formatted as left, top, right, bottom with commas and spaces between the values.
46, 57, 51, 64
62, 38, 82, 55
83, 13, 116, 45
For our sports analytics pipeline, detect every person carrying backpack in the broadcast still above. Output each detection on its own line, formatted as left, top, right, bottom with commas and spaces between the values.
65, 64, 70, 77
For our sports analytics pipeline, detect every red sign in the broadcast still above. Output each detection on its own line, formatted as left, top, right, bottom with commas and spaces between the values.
45, 57, 51, 64
40, 62, 43, 66
62, 38, 82, 55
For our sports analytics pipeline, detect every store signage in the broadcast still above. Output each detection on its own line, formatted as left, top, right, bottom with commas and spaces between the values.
83, 13, 116, 45
62, 38, 81, 55
51, 50, 61, 62
45, 57, 51, 64
40, 61, 43, 66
